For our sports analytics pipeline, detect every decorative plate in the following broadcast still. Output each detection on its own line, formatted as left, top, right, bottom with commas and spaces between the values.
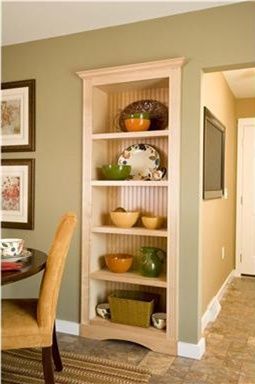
118, 144, 160, 180
1, 249, 32, 262
119, 99, 168, 132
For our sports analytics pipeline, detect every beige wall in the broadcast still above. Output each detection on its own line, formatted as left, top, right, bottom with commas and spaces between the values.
201, 72, 236, 314
236, 98, 255, 118
2, 2, 255, 343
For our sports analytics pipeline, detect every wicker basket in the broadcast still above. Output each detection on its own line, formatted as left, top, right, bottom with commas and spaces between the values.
108, 290, 158, 328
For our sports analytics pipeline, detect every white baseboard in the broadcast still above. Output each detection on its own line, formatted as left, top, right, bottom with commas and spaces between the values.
201, 296, 222, 333
178, 337, 205, 360
201, 269, 235, 332
233, 269, 241, 277
56, 319, 79, 336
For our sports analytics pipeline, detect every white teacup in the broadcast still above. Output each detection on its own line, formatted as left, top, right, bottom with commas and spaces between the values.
148, 167, 167, 181
0, 238, 24, 258
151, 312, 167, 329
96, 303, 111, 319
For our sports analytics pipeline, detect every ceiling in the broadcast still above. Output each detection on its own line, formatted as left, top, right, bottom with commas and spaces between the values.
2, 1, 254, 98
2, 1, 241, 46
223, 68, 255, 98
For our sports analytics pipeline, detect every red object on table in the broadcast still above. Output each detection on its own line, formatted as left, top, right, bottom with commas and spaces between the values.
1, 261, 23, 271
1, 249, 47, 285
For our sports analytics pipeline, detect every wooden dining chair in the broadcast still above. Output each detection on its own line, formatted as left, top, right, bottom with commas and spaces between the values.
1, 212, 77, 384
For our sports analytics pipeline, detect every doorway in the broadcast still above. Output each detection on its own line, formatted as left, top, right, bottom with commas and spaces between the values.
236, 118, 255, 276
200, 67, 255, 320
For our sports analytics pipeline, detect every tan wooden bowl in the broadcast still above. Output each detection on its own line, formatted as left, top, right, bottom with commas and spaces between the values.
141, 216, 165, 230
110, 211, 140, 228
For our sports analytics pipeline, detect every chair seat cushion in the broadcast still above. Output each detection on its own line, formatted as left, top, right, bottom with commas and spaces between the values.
2, 299, 52, 350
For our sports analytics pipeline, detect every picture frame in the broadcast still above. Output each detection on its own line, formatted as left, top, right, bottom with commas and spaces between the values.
203, 107, 225, 200
1, 79, 36, 152
1, 159, 35, 229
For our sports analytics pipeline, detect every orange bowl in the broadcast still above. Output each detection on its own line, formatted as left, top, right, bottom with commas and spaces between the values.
124, 118, 151, 132
105, 253, 133, 273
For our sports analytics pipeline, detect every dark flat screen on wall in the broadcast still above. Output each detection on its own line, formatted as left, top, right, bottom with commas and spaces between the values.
203, 107, 225, 200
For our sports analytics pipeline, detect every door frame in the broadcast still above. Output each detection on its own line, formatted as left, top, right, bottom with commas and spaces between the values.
235, 117, 255, 275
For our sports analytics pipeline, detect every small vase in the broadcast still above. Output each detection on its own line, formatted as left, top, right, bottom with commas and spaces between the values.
139, 246, 165, 277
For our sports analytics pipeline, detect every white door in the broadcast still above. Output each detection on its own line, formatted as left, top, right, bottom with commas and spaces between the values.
236, 118, 255, 275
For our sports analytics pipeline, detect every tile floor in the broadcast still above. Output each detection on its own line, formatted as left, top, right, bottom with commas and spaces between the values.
58, 277, 255, 383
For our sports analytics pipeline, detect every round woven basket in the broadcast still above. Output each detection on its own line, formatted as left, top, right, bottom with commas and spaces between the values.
119, 99, 168, 131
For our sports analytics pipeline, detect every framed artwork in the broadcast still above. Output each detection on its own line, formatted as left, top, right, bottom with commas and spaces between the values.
1, 159, 35, 229
203, 107, 225, 200
1, 79, 36, 152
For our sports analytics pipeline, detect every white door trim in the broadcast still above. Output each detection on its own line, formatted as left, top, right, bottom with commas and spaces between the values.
236, 118, 255, 275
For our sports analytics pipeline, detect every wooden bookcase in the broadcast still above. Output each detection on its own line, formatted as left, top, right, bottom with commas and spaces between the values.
77, 58, 185, 355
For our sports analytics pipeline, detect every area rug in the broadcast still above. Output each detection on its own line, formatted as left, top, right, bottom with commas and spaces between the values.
2, 349, 151, 384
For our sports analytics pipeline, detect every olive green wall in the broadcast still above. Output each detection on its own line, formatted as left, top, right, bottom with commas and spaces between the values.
2, 2, 255, 344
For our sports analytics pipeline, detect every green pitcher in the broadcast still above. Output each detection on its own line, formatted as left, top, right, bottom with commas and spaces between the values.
139, 247, 165, 277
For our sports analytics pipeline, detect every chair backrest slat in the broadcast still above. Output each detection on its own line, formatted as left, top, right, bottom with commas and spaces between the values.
37, 213, 77, 330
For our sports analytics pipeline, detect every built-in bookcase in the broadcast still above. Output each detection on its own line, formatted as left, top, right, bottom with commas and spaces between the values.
77, 58, 184, 354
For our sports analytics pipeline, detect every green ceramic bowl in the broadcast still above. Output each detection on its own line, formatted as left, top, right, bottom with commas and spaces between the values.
101, 164, 131, 180
126, 112, 150, 119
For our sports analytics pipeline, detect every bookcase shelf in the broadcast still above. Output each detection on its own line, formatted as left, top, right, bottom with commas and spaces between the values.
92, 225, 168, 237
77, 57, 184, 355
90, 269, 167, 288
91, 180, 168, 187
92, 129, 169, 140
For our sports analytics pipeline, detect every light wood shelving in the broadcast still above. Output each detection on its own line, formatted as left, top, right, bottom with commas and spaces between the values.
81, 317, 176, 355
91, 180, 168, 187
92, 225, 168, 237
90, 269, 167, 288
92, 129, 169, 140
77, 57, 184, 355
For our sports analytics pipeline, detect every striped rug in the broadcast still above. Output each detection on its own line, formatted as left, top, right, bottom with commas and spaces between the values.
2, 349, 151, 384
